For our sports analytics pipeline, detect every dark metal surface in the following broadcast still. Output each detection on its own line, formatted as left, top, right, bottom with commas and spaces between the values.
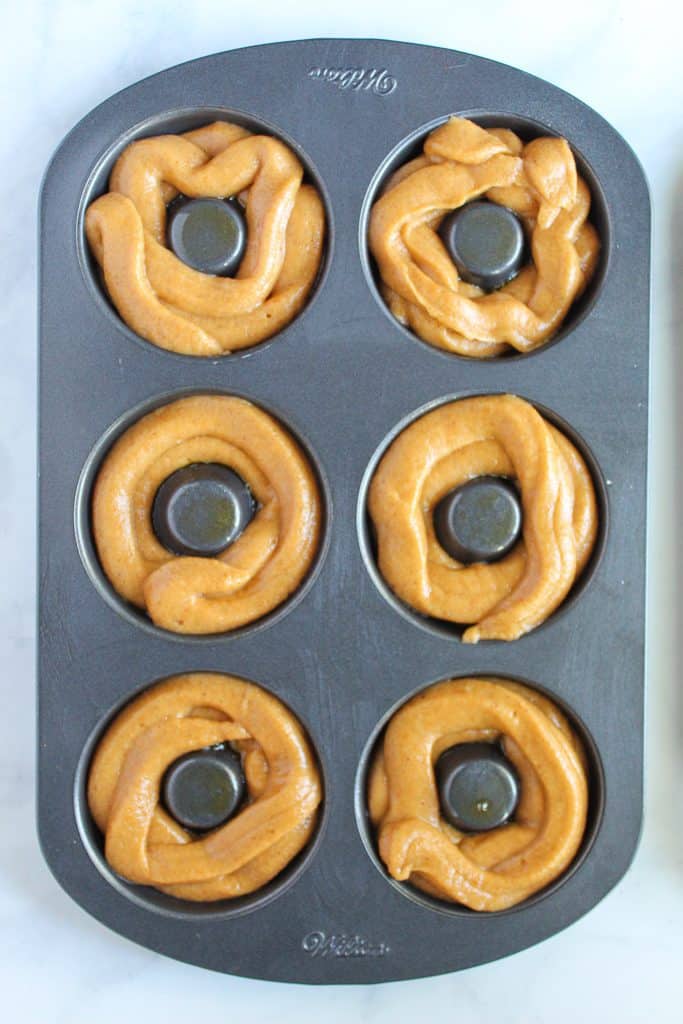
37, 39, 650, 984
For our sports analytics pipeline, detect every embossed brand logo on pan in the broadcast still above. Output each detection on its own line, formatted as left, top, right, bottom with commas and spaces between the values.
302, 931, 391, 957
307, 66, 397, 95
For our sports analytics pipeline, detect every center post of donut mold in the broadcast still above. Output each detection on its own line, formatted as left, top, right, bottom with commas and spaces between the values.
152, 463, 256, 558
439, 201, 528, 292
435, 742, 520, 832
161, 745, 246, 832
166, 196, 247, 277
433, 476, 522, 564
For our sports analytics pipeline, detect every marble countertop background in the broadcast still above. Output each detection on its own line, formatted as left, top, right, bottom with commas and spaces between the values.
3, 1, 681, 1020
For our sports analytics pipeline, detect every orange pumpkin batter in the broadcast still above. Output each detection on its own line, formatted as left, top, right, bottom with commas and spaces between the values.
368, 394, 598, 642
86, 122, 325, 355
88, 673, 322, 901
368, 677, 589, 911
369, 116, 600, 357
92, 394, 321, 634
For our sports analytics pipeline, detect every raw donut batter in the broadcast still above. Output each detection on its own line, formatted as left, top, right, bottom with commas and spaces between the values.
368, 394, 598, 642
92, 394, 321, 634
88, 673, 322, 901
86, 122, 325, 355
369, 116, 600, 357
368, 677, 589, 911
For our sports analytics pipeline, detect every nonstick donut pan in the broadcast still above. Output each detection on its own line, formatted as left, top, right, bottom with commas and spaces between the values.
38, 39, 650, 983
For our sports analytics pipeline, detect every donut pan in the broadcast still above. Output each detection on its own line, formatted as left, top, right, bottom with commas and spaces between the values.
37, 39, 650, 983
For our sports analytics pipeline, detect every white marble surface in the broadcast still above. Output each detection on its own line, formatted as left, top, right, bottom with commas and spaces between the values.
3, 1, 682, 1019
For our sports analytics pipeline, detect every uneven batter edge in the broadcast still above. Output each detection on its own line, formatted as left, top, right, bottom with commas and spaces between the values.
91, 394, 322, 634
369, 116, 600, 358
368, 394, 599, 642
368, 677, 589, 911
85, 121, 326, 356
87, 673, 322, 901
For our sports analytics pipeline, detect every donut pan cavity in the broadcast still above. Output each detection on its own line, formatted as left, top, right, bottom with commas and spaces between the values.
38, 39, 649, 983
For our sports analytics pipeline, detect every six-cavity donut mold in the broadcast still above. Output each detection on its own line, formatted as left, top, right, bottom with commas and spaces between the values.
39, 39, 649, 983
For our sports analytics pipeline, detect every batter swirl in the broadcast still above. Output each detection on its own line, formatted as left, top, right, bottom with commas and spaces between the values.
85, 121, 325, 355
92, 394, 321, 634
369, 116, 600, 357
88, 673, 322, 901
368, 395, 598, 642
368, 677, 589, 911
